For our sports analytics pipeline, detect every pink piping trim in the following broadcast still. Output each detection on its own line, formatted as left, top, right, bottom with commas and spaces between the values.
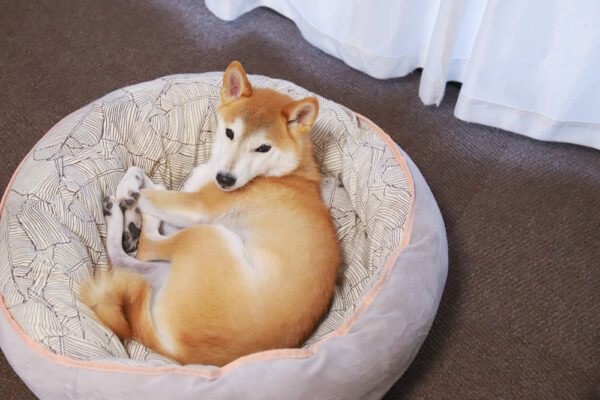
0, 112, 415, 378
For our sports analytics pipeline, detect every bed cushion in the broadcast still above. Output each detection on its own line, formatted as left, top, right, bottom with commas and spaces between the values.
0, 73, 447, 399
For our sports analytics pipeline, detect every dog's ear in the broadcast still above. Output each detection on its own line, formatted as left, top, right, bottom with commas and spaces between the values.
221, 61, 252, 104
282, 97, 319, 137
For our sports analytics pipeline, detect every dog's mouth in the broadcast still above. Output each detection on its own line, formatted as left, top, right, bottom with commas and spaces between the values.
218, 184, 235, 191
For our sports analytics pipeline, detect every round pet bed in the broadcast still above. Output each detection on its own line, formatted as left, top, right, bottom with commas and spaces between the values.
0, 73, 447, 399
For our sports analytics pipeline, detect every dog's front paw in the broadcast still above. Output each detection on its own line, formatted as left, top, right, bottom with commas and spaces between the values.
116, 166, 145, 209
122, 207, 142, 253
116, 167, 146, 253
102, 195, 116, 217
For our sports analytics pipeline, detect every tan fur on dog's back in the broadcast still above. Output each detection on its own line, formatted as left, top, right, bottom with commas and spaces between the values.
82, 61, 340, 366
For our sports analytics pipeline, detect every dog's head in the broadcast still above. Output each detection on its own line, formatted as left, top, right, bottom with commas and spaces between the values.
212, 61, 319, 191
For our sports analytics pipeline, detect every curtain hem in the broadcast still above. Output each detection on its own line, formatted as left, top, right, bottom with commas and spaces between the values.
455, 93, 600, 150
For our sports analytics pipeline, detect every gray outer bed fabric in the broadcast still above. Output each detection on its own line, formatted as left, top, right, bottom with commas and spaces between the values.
0, 75, 447, 399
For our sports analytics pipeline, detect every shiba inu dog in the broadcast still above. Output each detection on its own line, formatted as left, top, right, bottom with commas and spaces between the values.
81, 61, 340, 366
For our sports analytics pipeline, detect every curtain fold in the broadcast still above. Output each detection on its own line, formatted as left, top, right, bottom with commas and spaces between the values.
206, 0, 600, 150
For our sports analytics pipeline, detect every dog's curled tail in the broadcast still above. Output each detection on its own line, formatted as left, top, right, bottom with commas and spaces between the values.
80, 268, 159, 348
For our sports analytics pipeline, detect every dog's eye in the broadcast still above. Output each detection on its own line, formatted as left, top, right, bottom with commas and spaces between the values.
226, 128, 234, 140
256, 144, 271, 153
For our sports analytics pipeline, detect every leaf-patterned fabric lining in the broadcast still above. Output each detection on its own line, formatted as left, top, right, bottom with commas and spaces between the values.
0, 73, 412, 366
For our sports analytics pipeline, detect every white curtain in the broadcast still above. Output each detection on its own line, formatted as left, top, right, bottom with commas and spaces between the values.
206, 0, 600, 150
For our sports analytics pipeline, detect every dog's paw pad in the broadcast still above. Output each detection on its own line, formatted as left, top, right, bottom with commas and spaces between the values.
122, 231, 138, 253
126, 190, 140, 203
122, 202, 142, 254
128, 222, 141, 239
102, 196, 114, 216
119, 198, 135, 211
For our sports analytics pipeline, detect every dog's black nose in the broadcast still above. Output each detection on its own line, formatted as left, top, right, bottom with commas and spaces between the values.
216, 172, 236, 188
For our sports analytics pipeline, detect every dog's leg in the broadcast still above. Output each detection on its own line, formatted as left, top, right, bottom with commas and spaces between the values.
115, 166, 167, 252
137, 180, 237, 228
137, 190, 209, 228
118, 162, 216, 236
181, 161, 215, 192
142, 213, 166, 241
116, 166, 157, 208
135, 214, 180, 263
103, 195, 170, 289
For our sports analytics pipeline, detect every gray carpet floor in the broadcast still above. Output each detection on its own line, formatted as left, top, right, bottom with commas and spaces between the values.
1, 1, 598, 398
